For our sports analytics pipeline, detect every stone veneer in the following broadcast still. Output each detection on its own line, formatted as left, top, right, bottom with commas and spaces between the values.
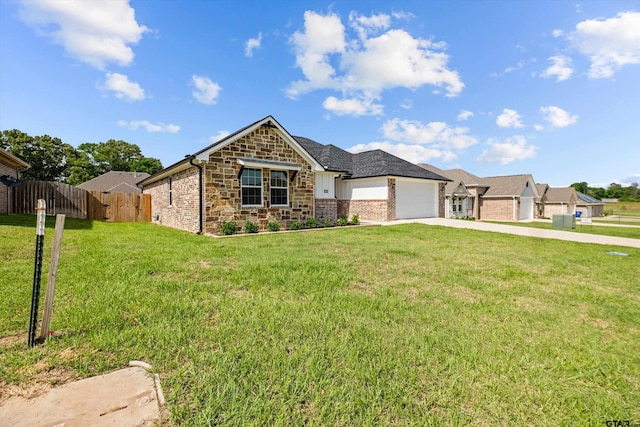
203, 126, 315, 235
0, 162, 18, 214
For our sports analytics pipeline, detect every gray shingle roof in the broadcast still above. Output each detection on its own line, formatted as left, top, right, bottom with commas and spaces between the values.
419, 164, 483, 195
78, 171, 149, 193
544, 187, 578, 203
479, 174, 536, 197
295, 137, 450, 181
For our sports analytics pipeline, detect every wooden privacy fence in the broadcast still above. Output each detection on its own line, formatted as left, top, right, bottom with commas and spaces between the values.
14, 181, 151, 222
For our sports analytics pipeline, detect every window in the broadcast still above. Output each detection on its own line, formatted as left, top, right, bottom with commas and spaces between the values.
168, 177, 173, 206
458, 204, 463, 212
270, 170, 288, 206
241, 168, 262, 206
452, 203, 457, 212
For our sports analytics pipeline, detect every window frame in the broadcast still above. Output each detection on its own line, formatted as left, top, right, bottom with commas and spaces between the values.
270, 170, 289, 206
168, 177, 173, 206
241, 168, 263, 207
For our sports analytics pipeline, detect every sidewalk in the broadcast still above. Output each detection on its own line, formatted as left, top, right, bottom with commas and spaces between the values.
0, 362, 164, 427
382, 218, 640, 249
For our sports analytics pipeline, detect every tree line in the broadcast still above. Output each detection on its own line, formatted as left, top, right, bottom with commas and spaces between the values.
570, 181, 640, 202
1, 129, 162, 185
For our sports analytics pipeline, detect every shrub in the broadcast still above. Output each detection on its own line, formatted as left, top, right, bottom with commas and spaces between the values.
350, 213, 360, 225
305, 217, 319, 228
244, 220, 259, 234
337, 216, 348, 226
267, 221, 280, 232
289, 220, 302, 230
221, 221, 237, 235
322, 218, 333, 228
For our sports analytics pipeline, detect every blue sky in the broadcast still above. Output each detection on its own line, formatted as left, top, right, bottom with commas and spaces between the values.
1, 0, 638, 188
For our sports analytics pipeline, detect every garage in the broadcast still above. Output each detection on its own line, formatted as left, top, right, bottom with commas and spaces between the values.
395, 180, 438, 219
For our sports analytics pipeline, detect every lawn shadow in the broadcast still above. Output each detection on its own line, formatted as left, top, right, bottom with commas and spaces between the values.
0, 214, 93, 230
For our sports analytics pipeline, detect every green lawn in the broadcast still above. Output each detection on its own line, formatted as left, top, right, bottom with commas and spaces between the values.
488, 220, 640, 239
1, 215, 639, 426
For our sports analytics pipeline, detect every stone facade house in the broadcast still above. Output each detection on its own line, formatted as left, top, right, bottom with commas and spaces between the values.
420, 164, 539, 221
0, 148, 30, 214
78, 171, 150, 193
138, 116, 450, 234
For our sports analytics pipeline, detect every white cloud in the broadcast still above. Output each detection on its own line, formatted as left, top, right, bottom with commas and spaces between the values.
117, 120, 180, 133
381, 118, 478, 150
322, 96, 383, 116
457, 110, 474, 121
192, 75, 222, 105
496, 109, 524, 128
539, 106, 579, 128
347, 141, 456, 164
504, 60, 525, 73
539, 55, 574, 82
477, 136, 538, 164
102, 72, 145, 101
568, 11, 640, 78
287, 10, 464, 115
348, 11, 391, 39
620, 173, 640, 185
400, 99, 413, 109
533, 124, 544, 131
209, 130, 231, 142
245, 32, 262, 58
17, 0, 148, 70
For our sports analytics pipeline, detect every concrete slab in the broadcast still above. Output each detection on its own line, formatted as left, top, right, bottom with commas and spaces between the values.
0, 365, 161, 427
378, 218, 640, 248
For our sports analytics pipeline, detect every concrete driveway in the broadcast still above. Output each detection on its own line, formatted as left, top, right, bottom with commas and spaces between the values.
383, 218, 640, 249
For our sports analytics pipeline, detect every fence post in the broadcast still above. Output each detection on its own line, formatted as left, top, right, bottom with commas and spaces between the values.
39, 214, 65, 340
28, 199, 46, 348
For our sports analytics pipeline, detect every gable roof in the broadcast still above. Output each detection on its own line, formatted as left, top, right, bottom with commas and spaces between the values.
419, 164, 483, 195
478, 174, 539, 198
78, 171, 150, 193
139, 115, 323, 186
0, 148, 30, 170
296, 137, 450, 181
544, 187, 578, 204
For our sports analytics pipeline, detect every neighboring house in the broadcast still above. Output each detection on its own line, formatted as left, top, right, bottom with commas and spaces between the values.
419, 164, 482, 219
420, 164, 539, 221
0, 148, 30, 214
138, 115, 450, 234
78, 171, 150, 193
537, 186, 578, 217
576, 192, 604, 217
478, 174, 539, 221
535, 184, 549, 218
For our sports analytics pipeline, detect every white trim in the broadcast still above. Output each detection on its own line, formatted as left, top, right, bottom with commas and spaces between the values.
241, 168, 263, 207
238, 158, 301, 171
195, 116, 323, 171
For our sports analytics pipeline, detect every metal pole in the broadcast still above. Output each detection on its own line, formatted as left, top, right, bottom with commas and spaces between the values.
28, 199, 46, 348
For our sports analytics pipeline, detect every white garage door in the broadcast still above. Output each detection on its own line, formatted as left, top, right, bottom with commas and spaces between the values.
520, 196, 534, 220
396, 180, 438, 219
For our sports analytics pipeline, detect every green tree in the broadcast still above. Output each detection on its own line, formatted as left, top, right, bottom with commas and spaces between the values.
1, 129, 77, 181
570, 182, 589, 194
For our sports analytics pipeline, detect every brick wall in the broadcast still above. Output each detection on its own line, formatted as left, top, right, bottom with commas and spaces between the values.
0, 162, 17, 214
145, 167, 201, 233
438, 182, 446, 218
203, 126, 315, 234
544, 203, 571, 217
479, 198, 517, 221
315, 199, 337, 223
338, 199, 388, 222
386, 178, 396, 221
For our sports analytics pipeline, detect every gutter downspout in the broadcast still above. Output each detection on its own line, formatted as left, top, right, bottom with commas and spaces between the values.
189, 156, 203, 235
513, 196, 517, 221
